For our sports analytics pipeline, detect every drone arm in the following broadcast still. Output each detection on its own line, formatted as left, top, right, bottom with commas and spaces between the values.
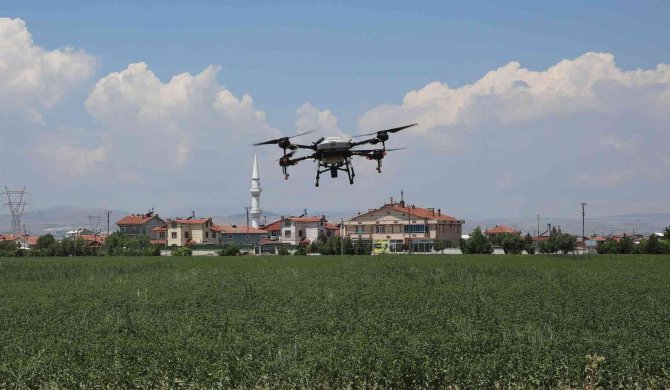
350, 138, 381, 148
290, 143, 318, 151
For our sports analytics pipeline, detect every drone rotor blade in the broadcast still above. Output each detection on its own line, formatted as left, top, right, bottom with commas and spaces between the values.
351, 123, 417, 139
253, 130, 317, 146
385, 123, 418, 134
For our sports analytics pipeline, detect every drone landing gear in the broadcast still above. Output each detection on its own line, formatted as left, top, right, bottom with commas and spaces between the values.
376, 159, 383, 173
314, 161, 356, 186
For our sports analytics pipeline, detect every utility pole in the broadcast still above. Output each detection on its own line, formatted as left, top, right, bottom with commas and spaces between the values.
105, 210, 112, 236
537, 214, 540, 238
580, 202, 587, 241
244, 206, 250, 247
340, 218, 344, 256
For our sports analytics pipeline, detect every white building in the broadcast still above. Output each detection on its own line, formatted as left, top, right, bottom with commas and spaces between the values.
263, 216, 336, 245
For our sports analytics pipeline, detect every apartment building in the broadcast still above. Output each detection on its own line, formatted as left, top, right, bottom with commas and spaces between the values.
342, 201, 464, 253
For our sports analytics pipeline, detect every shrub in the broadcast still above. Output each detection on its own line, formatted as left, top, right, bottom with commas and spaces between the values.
172, 247, 192, 256
219, 245, 240, 256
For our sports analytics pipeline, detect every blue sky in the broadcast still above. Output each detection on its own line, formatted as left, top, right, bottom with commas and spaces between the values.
1, 1, 669, 223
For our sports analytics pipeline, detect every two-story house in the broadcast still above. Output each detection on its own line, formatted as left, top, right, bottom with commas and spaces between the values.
262, 215, 331, 245
116, 211, 165, 241
166, 217, 218, 247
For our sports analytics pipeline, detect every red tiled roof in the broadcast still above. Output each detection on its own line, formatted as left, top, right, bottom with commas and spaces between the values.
24, 236, 39, 246
212, 224, 268, 234
150, 239, 166, 245
80, 234, 107, 244
262, 220, 281, 232
289, 216, 323, 223
173, 218, 210, 225
485, 225, 520, 235
386, 205, 457, 221
117, 214, 161, 226
325, 223, 340, 230
151, 226, 167, 232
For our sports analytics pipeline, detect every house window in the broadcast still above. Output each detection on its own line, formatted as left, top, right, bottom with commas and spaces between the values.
171, 222, 177, 228
284, 219, 292, 227
205, 232, 209, 238
375, 225, 385, 234
159, 232, 165, 239
211, 232, 216, 238
403, 225, 427, 234
299, 230, 303, 238
171, 232, 177, 239
355, 225, 365, 233
284, 230, 291, 238
184, 232, 190, 238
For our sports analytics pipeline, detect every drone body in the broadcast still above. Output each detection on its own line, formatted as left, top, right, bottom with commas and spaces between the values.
254, 124, 417, 187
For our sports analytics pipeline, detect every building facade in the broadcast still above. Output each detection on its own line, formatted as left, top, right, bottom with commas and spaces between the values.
166, 217, 218, 247
342, 201, 464, 253
263, 215, 331, 245
213, 224, 268, 245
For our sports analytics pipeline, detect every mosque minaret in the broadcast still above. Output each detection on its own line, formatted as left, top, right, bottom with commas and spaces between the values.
250, 154, 262, 228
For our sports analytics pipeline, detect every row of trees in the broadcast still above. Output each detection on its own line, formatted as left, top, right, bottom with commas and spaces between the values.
597, 232, 670, 254
0, 233, 161, 257
459, 226, 579, 254
306, 235, 372, 255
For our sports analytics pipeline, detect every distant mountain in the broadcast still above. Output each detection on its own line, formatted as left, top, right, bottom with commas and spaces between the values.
463, 213, 670, 236
0, 206, 130, 237
4, 205, 667, 238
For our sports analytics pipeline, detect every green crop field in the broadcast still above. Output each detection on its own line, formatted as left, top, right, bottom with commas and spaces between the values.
1, 255, 669, 388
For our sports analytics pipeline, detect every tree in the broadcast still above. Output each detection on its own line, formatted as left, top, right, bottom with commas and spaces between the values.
460, 227, 493, 254
663, 226, 670, 241
523, 233, 535, 254
619, 235, 634, 254
36, 234, 56, 250
501, 234, 525, 254
645, 234, 660, 254
293, 245, 307, 255
432, 239, 448, 253
555, 233, 577, 254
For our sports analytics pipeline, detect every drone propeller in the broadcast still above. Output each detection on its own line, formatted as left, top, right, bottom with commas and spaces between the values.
351, 123, 418, 139
277, 150, 298, 161
253, 130, 316, 146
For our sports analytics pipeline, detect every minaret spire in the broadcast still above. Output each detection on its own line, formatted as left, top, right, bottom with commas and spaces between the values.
250, 153, 262, 228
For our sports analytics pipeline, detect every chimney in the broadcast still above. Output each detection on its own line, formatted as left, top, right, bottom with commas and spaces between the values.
390, 197, 394, 206
191, 211, 195, 218
438, 209, 441, 216
304, 209, 308, 217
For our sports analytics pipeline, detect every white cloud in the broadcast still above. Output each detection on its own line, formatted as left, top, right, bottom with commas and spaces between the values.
359, 52, 670, 187
82, 62, 279, 176
35, 127, 107, 178
360, 52, 669, 131
296, 102, 342, 135
0, 17, 96, 118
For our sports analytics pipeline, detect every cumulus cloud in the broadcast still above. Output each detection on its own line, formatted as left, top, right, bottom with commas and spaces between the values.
0, 17, 96, 118
295, 102, 342, 135
82, 62, 278, 176
34, 127, 107, 178
361, 52, 669, 132
359, 52, 670, 191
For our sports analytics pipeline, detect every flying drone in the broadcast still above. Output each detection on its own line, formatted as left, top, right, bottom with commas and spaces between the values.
253, 123, 417, 187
